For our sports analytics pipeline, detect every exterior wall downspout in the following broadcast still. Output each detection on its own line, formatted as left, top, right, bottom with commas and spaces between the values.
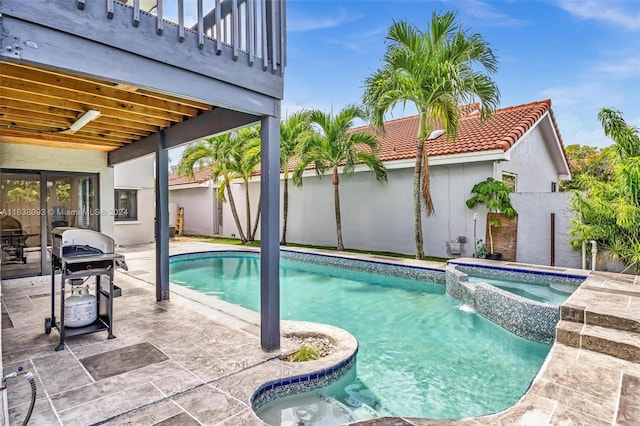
260, 113, 281, 351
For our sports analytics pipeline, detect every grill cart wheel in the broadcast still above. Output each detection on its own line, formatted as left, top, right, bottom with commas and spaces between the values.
44, 317, 52, 334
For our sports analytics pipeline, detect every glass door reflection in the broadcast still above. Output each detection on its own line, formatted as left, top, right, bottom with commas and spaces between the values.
0, 172, 43, 279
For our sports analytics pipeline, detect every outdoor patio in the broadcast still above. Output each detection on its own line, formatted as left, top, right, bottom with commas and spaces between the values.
1, 241, 639, 425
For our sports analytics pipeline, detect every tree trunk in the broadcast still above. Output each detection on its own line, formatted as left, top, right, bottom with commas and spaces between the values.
280, 174, 289, 245
421, 148, 435, 216
488, 223, 494, 254
226, 184, 247, 243
333, 165, 344, 251
244, 180, 251, 241
250, 194, 261, 241
413, 139, 425, 260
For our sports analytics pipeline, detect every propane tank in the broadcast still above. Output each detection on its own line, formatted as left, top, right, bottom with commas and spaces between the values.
64, 285, 97, 327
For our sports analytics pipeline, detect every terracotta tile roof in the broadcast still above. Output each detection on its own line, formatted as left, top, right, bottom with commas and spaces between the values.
168, 166, 214, 187
354, 99, 565, 162
169, 99, 566, 186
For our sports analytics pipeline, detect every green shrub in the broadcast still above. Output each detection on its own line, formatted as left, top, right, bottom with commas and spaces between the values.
287, 346, 321, 362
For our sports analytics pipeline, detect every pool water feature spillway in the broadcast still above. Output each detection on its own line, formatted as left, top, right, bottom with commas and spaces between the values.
170, 251, 551, 421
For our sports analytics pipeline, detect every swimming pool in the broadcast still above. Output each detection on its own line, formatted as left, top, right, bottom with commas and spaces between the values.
170, 251, 550, 420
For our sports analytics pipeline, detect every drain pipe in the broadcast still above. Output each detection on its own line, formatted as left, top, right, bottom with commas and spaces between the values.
581, 240, 598, 271
2, 366, 36, 426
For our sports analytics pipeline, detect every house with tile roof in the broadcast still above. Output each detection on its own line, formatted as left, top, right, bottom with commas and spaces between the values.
168, 165, 224, 236
169, 99, 581, 267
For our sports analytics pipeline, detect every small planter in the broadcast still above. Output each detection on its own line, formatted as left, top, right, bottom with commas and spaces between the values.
485, 252, 503, 261
280, 333, 336, 362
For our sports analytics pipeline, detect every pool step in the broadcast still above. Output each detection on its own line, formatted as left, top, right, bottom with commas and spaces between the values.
561, 303, 640, 334
556, 320, 640, 362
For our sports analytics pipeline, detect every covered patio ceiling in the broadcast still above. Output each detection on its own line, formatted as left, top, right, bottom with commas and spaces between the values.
0, 61, 213, 151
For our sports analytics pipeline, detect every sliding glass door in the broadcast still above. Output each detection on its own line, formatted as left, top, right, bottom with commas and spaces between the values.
0, 170, 98, 279
0, 172, 43, 278
45, 174, 99, 244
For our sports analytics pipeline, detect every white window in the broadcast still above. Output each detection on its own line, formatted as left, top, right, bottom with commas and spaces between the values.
114, 189, 138, 221
501, 172, 517, 192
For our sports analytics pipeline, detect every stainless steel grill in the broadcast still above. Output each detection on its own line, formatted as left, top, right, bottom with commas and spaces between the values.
47, 227, 126, 351
51, 227, 127, 272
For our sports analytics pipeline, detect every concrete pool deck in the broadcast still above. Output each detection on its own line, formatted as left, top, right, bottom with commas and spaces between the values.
1, 241, 638, 425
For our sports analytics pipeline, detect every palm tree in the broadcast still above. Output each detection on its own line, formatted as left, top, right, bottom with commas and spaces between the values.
230, 127, 261, 242
293, 105, 387, 251
599, 108, 640, 160
177, 127, 260, 243
280, 111, 313, 245
570, 108, 640, 273
363, 12, 500, 259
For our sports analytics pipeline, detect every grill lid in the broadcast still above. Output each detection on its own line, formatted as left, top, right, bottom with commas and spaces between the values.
52, 227, 115, 257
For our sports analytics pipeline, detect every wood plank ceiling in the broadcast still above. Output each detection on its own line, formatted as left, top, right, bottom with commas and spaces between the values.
0, 62, 212, 152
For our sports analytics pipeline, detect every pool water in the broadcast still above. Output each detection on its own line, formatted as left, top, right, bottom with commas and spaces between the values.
170, 253, 550, 420
467, 275, 575, 305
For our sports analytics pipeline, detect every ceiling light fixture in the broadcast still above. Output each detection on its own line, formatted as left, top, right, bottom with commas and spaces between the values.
68, 109, 101, 133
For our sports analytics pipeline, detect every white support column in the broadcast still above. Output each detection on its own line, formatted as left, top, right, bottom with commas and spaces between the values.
155, 131, 170, 301
260, 113, 280, 351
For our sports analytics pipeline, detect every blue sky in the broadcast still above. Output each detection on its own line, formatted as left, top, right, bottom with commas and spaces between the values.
283, 0, 640, 149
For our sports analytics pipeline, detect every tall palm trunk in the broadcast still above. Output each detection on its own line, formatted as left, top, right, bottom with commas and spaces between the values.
281, 172, 289, 245
226, 184, 247, 243
413, 139, 425, 259
332, 165, 344, 251
244, 180, 251, 240
250, 194, 261, 241
421, 147, 435, 215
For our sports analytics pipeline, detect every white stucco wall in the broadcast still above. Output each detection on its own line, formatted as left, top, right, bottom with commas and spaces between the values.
169, 186, 217, 236
113, 155, 155, 245
219, 180, 261, 240
510, 192, 581, 268
221, 162, 494, 258
0, 144, 115, 238
283, 163, 495, 258
496, 123, 560, 193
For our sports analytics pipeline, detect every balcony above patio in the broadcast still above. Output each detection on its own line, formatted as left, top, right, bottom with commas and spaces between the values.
0, 0, 285, 161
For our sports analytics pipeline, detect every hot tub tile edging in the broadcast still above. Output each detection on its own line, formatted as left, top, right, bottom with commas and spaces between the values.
448, 261, 588, 282
250, 351, 357, 411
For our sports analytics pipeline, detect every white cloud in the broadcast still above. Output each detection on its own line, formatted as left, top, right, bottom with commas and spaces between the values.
287, 8, 361, 32
453, 0, 529, 27
326, 26, 386, 52
555, 0, 640, 31
540, 83, 602, 108
327, 39, 361, 51
556, 112, 609, 148
594, 57, 640, 78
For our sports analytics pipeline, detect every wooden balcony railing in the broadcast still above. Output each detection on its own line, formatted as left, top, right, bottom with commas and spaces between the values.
77, 0, 286, 76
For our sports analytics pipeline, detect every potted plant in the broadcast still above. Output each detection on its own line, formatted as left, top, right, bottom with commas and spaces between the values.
474, 239, 488, 259
466, 177, 518, 260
